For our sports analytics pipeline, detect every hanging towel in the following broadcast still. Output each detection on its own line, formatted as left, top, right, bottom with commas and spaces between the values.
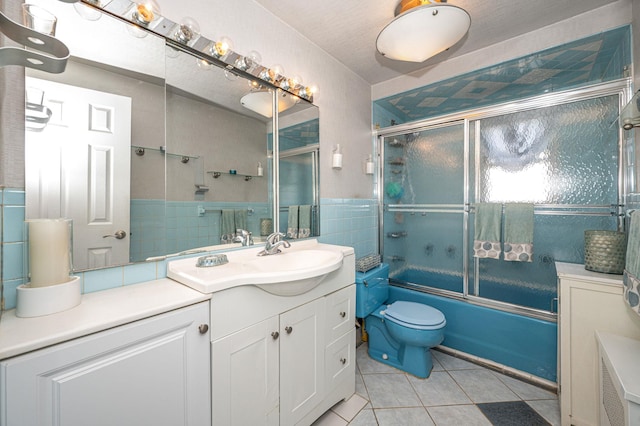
234, 209, 247, 233
286, 205, 299, 239
298, 205, 312, 238
503, 203, 534, 262
624, 211, 640, 317
220, 209, 236, 243
473, 203, 502, 260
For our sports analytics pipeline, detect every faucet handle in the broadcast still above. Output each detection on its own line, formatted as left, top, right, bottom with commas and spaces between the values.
266, 232, 285, 244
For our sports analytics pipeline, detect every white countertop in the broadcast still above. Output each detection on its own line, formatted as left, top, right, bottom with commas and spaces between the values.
556, 261, 624, 286
0, 279, 210, 360
596, 331, 640, 405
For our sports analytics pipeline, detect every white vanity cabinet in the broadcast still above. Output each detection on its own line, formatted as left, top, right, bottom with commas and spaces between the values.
557, 263, 640, 426
210, 282, 356, 426
0, 302, 211, 426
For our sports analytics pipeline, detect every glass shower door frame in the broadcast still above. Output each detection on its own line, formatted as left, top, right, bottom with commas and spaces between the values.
377, 79, 631, 320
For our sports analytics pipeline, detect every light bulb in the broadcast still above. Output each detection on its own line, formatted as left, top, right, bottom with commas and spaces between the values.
197, 58, 213, 70
132, 0, 160, 25
73, 2, 102, 21
175, 17, 200, 44
280, 74, 302, 91
209, 36, 233, 58
235, 50, 262, 71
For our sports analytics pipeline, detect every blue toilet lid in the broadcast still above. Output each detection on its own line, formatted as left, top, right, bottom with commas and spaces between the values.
382, 301, 446, 329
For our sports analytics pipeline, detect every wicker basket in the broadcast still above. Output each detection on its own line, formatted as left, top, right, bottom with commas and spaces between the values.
584, 230, 627, 275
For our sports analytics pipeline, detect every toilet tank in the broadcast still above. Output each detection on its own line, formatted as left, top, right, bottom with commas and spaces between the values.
355, 263, 390, 318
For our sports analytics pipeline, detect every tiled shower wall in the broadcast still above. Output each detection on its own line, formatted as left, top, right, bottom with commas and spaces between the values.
0, 195, 378, 311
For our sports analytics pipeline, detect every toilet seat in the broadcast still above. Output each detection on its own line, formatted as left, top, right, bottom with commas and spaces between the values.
382, 301, 446, 330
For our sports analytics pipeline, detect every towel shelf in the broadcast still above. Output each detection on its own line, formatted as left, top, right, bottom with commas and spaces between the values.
207, 171, 259, 181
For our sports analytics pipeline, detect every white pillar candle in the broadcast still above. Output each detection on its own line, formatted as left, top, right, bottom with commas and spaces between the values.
28, 219, 71, 287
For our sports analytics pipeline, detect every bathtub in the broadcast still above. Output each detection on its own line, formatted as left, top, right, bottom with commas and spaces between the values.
387, 285, 558, 382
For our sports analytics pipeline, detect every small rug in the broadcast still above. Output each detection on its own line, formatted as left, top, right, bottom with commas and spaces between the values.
477, 401, 550, 426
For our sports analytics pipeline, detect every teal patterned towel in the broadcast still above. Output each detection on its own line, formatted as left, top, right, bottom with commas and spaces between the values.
221, 209, 236, 243
286, 205, 299, 239
234, 209, 247, 233
624, 211, 640, 316
473, 203, 502, 260
503, 203, 534, 262
298, 205, 312, 238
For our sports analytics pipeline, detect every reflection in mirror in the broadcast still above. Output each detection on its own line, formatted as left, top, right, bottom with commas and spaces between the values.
24, 0, 166, 271
278, 95, 320, 239
163, 47, 273, 253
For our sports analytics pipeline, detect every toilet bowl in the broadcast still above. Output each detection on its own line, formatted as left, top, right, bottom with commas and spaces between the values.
356, 264, 446, 378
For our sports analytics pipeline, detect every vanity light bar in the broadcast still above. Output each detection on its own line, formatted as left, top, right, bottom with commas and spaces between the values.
71, 0, 314, 103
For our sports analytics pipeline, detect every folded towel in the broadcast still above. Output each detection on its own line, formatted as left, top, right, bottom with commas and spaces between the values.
298, 205, 312, 238
624, 211, 640, 316
503, 203, 534, 262
220, 209, 236, 243
234, 209, 247, 233
286, 205, 299, 239
473, 203, 502, 260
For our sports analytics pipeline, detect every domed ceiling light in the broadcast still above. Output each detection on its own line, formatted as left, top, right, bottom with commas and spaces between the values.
376, 0, 471, 62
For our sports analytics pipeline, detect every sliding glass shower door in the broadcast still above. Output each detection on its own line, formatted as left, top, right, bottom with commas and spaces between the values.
380, 90, 623, 315
381, 122, 468, 295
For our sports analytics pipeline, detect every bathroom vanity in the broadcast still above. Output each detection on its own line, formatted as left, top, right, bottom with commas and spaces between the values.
0, 240, 355, 426
167, 240, 356, 426
0, 280, 211, 426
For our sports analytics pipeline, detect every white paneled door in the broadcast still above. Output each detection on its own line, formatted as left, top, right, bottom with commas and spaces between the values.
25, 77, 132, 270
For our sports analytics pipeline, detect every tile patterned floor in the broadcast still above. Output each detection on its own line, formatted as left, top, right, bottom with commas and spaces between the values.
313, 344, 560, 426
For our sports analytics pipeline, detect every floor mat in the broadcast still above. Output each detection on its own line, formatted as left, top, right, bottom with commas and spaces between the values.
477, 401, 550, 426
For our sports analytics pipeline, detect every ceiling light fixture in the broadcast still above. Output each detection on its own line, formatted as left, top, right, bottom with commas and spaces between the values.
241, 87, 298, 118
376, 0, 470, 63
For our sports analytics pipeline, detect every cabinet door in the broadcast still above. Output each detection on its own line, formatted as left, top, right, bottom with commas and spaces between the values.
280, 297, 326, 426
0, 302, 210, 426
211, 316, 279, 426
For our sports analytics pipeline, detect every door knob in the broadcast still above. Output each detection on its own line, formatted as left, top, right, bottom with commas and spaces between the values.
339, 311, 346, 318
285, 326, 293, 334
340, 357, 347, 365
103, 230, 127, 239
271, 331, 279, 340
198, 324, 209, 334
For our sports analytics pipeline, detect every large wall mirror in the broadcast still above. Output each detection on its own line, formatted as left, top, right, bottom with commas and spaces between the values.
22, 0, 319, 272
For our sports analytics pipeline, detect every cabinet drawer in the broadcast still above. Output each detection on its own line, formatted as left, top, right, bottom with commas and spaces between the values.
326, 285, 355, 342
325, 329, 355, 392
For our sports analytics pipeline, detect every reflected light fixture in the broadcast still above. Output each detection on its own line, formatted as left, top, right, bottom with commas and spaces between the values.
376, 0, 470, 62
240, 87, 298, 118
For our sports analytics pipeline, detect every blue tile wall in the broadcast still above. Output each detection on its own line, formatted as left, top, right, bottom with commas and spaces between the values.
1, 189, 27, 311
1, 193, 376, 310
318, 198, 379, 259
374, 26, 631, 127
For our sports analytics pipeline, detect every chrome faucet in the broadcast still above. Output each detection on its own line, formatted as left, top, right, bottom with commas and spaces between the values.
258, 232, 291, 256
234, 229, 254, 246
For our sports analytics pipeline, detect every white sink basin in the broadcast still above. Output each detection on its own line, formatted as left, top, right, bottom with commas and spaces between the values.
166, 241, 345, 296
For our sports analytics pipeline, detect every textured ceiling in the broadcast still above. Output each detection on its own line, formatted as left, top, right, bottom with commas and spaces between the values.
255, 0, 621, 84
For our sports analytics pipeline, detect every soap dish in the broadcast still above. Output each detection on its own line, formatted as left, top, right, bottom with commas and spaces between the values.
196, 254, 229, 268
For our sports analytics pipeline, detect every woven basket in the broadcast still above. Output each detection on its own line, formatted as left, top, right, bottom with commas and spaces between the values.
584, 230, 626, 275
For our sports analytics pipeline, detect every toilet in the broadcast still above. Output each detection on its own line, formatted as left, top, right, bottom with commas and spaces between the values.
356, 263, 446, 378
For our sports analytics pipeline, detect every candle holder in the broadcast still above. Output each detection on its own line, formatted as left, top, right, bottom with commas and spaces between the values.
16, 218, 80, 317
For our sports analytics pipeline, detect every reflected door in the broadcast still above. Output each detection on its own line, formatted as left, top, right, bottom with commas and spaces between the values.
26, 77, 132, 270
